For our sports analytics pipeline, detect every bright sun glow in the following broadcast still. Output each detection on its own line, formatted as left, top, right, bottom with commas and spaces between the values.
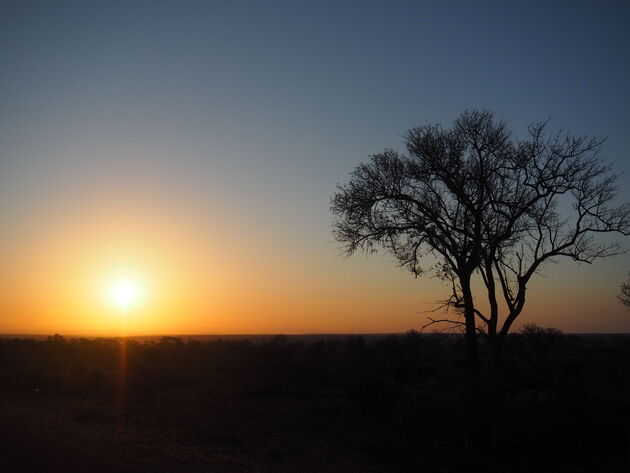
106, 277, 144, 311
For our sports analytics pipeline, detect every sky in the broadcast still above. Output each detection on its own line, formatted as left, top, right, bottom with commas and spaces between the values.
1, 0, 629, 335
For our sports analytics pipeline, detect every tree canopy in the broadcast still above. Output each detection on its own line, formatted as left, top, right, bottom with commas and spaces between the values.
332, 110, 630, 375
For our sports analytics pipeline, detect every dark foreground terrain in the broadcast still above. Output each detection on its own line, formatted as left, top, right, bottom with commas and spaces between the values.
1, 328, 629, 472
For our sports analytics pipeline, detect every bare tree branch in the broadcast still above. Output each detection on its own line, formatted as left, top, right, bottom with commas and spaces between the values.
331, 109, 629, 376
619, 273, 630, 308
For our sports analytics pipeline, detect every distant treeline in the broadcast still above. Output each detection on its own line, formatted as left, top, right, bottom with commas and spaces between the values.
1, 328, 629, 397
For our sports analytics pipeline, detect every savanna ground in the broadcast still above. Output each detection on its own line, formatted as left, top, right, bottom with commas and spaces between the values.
1, 329, 629, 472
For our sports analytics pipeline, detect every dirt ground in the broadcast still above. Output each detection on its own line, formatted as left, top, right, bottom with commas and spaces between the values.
2, 333, 629, 472
0, 385, 407, 473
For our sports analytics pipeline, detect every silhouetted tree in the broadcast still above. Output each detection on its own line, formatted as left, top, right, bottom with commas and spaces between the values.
619, 273, 630, 308
331, 110, 630, 377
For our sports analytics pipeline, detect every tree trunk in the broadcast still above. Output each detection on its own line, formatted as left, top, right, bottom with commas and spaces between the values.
461, 277, 480, 378
489, 335, 504, 378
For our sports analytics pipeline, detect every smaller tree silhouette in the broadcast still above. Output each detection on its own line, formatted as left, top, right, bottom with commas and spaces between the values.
619, 273, 630, 308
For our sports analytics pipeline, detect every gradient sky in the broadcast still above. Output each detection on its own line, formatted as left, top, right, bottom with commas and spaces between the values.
1, 0, 629, 335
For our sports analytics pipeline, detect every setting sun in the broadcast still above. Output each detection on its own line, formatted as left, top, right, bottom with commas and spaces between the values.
106, 276, 144, 311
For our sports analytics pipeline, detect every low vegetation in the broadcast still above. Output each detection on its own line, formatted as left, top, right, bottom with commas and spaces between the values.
1, 330, 629, 472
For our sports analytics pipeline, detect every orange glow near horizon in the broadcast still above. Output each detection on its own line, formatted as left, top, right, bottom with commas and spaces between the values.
0, 192, 629, 336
